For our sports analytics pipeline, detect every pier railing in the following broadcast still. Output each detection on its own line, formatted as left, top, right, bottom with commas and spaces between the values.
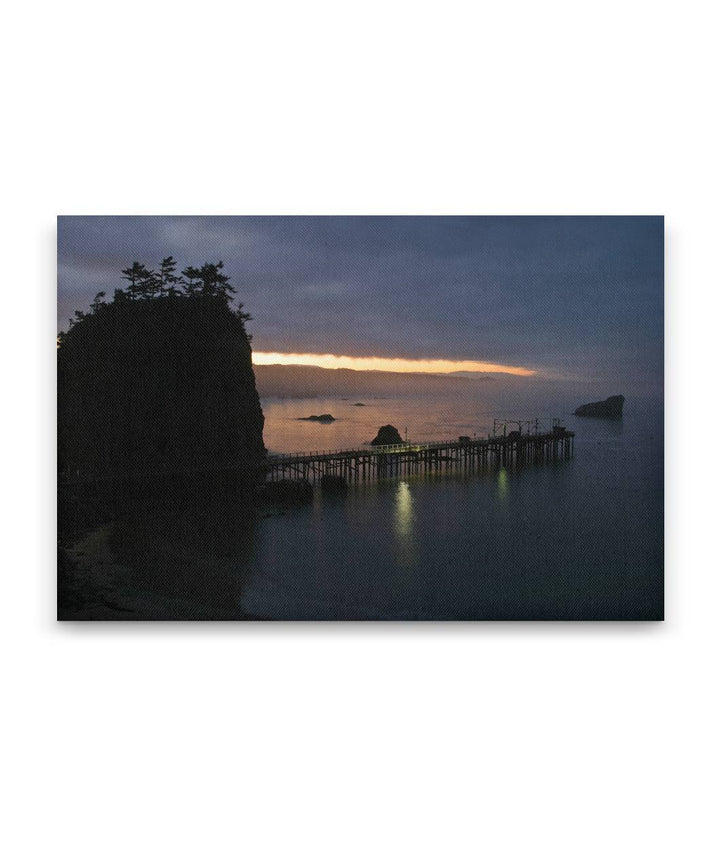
267, 439, 475, 463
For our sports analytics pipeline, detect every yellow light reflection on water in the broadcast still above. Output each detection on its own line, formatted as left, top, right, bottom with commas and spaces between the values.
395, 482, 414, 537
394, 481, 416, 568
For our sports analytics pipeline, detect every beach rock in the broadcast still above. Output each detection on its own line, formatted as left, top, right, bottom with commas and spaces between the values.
320, 473, 348, 492
371, 425, 404, 446
298, 414, 336, 423
574, 395, 625, 418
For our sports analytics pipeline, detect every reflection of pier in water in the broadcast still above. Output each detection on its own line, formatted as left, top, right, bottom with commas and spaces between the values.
265, 421, 575, 484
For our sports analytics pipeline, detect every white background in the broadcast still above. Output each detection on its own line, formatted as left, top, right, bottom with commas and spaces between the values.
2, 1, 718, 854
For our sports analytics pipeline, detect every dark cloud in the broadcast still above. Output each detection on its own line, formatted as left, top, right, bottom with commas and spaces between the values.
58, 216, 663, 391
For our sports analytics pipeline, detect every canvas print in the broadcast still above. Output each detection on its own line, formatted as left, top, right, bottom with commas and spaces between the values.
57, 216, 663, 620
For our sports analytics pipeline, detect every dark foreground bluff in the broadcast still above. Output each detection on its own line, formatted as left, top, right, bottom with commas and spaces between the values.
574, 395, 625, 418
58, 259, 266, 536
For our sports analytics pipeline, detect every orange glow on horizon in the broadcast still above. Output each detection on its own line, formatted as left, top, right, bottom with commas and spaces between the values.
252, 352, 536, 377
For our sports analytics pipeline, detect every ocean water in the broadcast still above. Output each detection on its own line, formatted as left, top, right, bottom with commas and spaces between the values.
65, 387, 663, 620
261, 385, 581, 453
239, 391, 663, 620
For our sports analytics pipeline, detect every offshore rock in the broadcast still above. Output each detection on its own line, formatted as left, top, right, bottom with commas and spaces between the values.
574, 395, 625, 418
371, 425, 404, 446
298, 414, 336, 423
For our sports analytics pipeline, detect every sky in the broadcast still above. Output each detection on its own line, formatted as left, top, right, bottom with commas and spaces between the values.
57, 216, 663, 392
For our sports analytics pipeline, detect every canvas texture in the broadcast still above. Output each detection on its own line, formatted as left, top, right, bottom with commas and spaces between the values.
57, 216, 664, 620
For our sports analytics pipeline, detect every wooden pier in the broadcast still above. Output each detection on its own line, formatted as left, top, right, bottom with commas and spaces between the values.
265, 427, 574, 484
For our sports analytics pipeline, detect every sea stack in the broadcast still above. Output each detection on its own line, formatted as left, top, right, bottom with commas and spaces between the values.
57, 292, 266, 483
574, 395, 625, 418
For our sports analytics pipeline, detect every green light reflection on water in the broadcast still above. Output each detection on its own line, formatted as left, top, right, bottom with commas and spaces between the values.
497, 468, 509, 501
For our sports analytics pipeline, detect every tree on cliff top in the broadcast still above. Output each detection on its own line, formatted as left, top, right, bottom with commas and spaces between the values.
58, 259, 266, 481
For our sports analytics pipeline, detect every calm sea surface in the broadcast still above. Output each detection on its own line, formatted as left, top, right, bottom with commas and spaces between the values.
74, 387, 662, 620
239, 390, 663, 619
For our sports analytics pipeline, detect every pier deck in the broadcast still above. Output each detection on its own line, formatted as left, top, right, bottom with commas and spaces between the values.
265, 429, 575, 484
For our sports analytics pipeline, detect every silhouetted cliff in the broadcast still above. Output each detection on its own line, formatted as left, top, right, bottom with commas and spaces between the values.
58, 284, 265, 484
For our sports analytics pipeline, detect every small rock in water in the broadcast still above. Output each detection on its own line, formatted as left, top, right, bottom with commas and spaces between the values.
298, 414, 336, 423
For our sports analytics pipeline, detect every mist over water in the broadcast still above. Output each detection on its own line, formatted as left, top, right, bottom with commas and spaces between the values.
243, 386, 663, 619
